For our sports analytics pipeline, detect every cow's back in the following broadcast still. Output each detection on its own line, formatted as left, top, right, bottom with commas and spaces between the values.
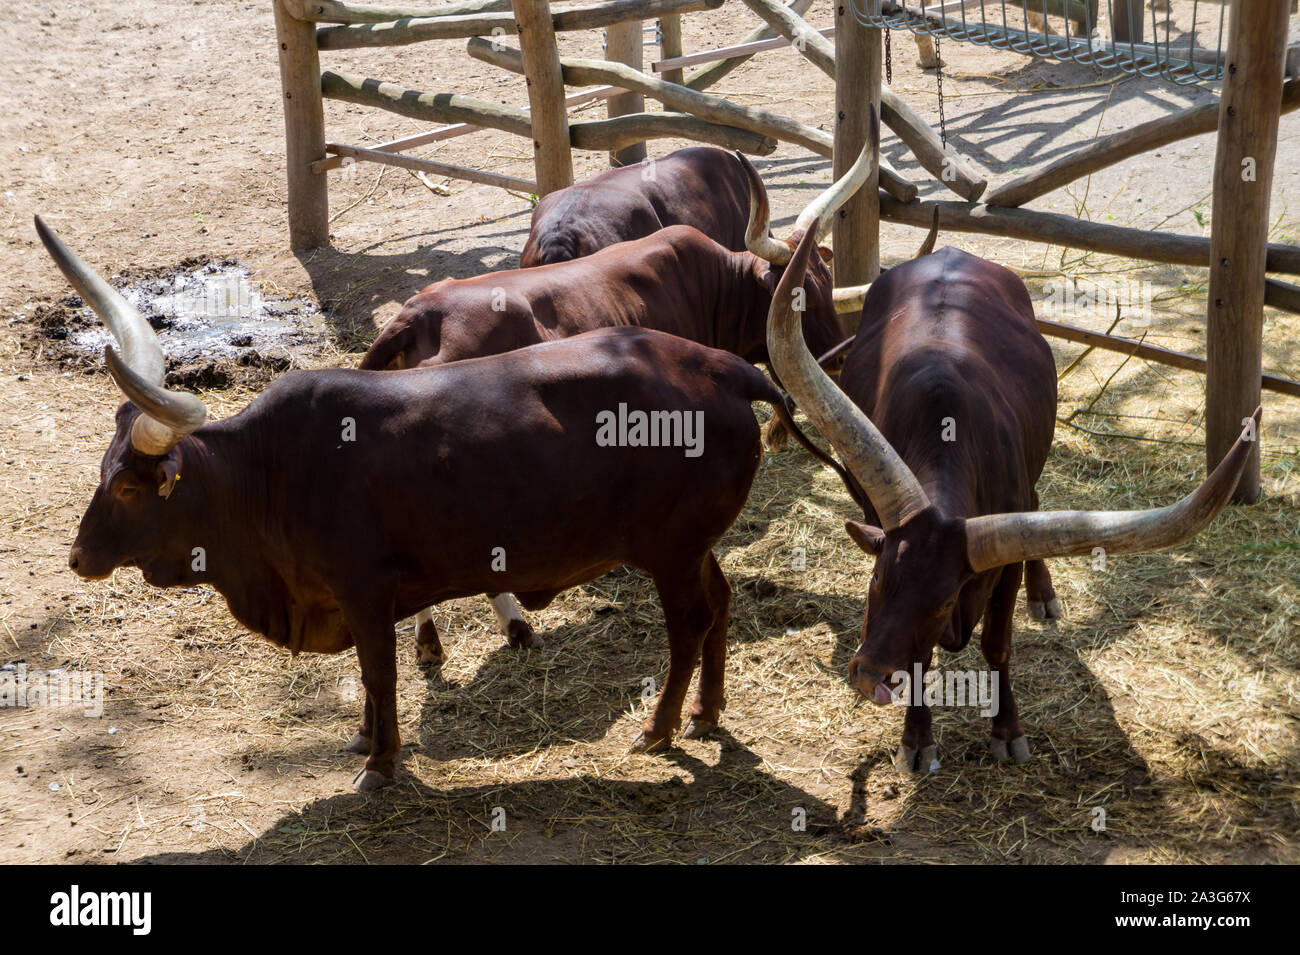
520, 147, 749, 266
840, 247, 1056, 516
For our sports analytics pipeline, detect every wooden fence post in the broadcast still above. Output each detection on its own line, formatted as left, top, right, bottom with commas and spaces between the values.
1112, 0, 1143, 45
273, 0, 330, 250
1206, 0, 1290, 503
832, 1, 880, 334
512, 0, 575, 193
606, 21, 648, 165
659, 14, 685, 85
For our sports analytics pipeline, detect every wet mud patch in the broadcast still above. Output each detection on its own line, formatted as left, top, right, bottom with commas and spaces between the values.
15, 259, 334, 388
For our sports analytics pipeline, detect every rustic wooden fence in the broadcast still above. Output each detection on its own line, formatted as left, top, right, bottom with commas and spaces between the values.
272, 0, 1300, 500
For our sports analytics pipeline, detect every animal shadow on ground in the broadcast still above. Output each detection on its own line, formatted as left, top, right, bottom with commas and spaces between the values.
129, 730, 868, 864
293, 210, 534, 346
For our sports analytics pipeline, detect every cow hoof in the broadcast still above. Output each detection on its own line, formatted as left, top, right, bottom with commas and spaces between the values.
681, 717, 718, 740
1028, 598, 1062, 620
352, 768, 394, 793
343, 732, 372, 755
507, 620, 544, 651
629, 731, 671, 754
415, 644, 445, 667
893, 743, 940, 773
762, 417, 790, 452
990, 736, 1031, 764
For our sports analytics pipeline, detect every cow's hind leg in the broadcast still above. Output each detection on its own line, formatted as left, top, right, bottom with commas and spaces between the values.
1024, 494, 1061, 619
683, 553, 731, 740
1024, 560, 1061, 620
487, 593, 543, 650
345, 693, 374, 754
631, 560, 716, 753
982, 562, 1030, 764
413, 608, 445, 666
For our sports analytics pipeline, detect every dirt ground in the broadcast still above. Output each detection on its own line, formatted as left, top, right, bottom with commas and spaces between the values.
1, 1, 1297, 864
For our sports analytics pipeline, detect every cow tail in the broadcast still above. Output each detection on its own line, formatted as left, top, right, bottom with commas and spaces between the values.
744, 367, 868, 512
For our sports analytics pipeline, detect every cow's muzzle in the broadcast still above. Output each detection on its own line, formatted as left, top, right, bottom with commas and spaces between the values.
68, 545, 113, 581
847, 656, 897, 706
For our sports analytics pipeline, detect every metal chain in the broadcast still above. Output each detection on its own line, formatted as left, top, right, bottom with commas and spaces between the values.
935, 33, 947, 148
884, 28, 892, 86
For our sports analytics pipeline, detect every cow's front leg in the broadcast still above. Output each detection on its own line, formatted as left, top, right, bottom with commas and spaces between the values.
631, 564, 714, 752
981, 562, 1029, 764
487, 593, 543, 649
895, 661, 939, 773
340, 592, 401, 791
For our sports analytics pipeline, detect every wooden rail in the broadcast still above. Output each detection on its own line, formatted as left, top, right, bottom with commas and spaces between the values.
315, 0, 723, 48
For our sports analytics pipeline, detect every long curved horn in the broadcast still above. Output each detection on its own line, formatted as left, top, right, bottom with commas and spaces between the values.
767, 225, 930, 530
104, 349, 207, 455
794, 107, 880, 244
736, 151, 793, 266
35, 216, 206, 456
964, 408, 1262, 572
35, 216, 165, 385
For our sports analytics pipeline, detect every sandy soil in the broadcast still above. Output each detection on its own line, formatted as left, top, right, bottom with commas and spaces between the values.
1, 1, 1297, 864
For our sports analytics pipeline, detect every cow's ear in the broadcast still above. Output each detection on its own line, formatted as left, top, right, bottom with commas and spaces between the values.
817, 245, 834, 263
845, 520, 885, 555
154, 449, 184, 500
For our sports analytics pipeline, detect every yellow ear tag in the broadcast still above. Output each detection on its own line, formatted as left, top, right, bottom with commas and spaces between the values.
158, 462, 182, 500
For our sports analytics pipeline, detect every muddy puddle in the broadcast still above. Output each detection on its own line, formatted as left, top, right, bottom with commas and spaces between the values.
19, 260, 338, 388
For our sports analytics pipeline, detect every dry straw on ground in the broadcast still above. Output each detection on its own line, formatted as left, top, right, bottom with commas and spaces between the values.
3, 240, 1295, 863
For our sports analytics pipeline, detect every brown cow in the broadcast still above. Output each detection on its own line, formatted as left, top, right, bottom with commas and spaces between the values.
756, 119, 1261, 771
39, 215, 854, 791
519, 146, 752, 267
362, 199, 860, 662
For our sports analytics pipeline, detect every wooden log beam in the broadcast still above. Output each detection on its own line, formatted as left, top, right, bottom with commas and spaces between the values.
839, 277, 1300, 319
326, 142, 537, 190
315, 0, 722, 48
832, 0, 879, 333
1265, 277, 1300, 315
683, 0, 813, 91
986, 78, 1300, 208
1206, 0, 1291, 503
466, 37, 917, 200
605, 21, 647, 166
823, 306, 1300, 400
320, 69, 779, 154
285, 0, 510, 23
660, 23, 829, 74
274, 0, 330, 250
877, 193, 1300, 275
1037, 320, 1300, 399
513, 0, 572, 194
737, 0, 987, 200
312, 83, 619, 173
